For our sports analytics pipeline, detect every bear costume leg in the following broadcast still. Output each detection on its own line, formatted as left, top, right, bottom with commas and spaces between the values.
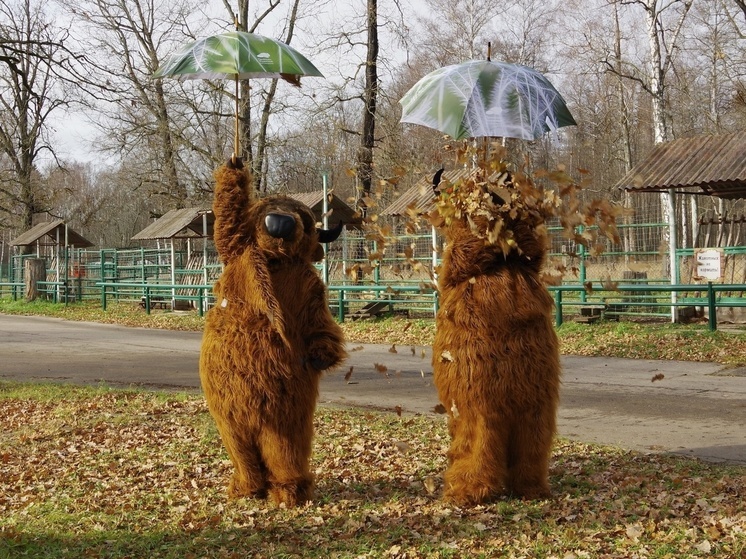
199, 370, 268, 499
259, 410, 315, 507
505, 408, 555, 499
443, 410, 509, 505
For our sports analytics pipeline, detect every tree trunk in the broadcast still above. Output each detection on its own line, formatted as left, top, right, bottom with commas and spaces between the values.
25, 258, 46, 301
356, 0, 378, 216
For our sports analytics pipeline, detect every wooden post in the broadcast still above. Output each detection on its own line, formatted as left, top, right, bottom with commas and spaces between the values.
24, 258, 46, 301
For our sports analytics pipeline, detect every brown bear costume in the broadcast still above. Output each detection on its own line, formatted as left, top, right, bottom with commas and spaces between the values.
432, 174, 561, 505
200, 159, 347, 507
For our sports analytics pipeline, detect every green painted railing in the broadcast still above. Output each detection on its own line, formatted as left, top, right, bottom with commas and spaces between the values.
549, 283, 746, 331
326, 284, 438, 322
97, 282, 214, 317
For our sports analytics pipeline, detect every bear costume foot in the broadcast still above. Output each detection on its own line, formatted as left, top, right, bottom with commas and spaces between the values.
228, 474, 268, 500
507, 479, 551, 500
442, 472, 503, 506
268, 477, 314, 507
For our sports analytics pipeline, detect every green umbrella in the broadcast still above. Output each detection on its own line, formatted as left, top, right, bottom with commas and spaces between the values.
399, 59, 576, 141
154, 31, 323, 159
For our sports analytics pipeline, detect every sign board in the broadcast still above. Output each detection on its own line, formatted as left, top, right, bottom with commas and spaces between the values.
693, 248, 724, 282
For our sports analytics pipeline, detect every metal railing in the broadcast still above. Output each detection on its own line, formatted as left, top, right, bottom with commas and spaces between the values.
549, 282, 746, 331
97, 281, 214, 317
3, 279, 744, 332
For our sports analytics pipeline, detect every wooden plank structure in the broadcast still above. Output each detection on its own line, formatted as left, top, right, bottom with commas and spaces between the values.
10, 220, 94, 301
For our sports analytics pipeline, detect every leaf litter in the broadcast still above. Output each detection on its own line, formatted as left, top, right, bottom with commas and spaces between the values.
1, 383, 745, 558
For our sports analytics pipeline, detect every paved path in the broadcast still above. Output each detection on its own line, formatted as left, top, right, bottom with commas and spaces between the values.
1, 314, 745, 464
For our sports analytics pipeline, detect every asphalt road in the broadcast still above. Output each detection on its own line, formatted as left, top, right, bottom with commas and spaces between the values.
2, 314, 745, 464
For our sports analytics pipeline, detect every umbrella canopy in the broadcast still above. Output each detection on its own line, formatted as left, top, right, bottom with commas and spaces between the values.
153, 30, 323, 159
153, 31, 323, 81
399, 59, 576, 141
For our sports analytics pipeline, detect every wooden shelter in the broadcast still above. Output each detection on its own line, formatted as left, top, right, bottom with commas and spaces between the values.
131, 207, 215, 306
10, 220, 93, 301
615, 131, 746, 322
614, 131, 746, 199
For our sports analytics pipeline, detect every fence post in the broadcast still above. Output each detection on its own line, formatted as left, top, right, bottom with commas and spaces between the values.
101, 283, 107, 311
707, 282, 717, 332
554, 289, 563, 327
145, 286, 151, 315
337, 289, 344, 322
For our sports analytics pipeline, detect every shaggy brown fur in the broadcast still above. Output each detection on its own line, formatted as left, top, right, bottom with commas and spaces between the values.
200, 160, 346, 507
433, 212, 561, 505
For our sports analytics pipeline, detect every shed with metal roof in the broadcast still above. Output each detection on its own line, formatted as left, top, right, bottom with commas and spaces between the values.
614, 131, 746, 199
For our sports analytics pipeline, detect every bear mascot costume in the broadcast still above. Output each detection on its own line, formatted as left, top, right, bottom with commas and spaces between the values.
200, 158, 347, 507
432, 169, 561, 505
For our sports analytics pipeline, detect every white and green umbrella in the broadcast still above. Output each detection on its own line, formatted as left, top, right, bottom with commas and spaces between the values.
399, 59, 576, 141
154, 31, 323, 159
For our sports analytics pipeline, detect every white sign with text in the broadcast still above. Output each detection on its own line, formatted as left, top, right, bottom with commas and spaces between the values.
694, 248, 723, 282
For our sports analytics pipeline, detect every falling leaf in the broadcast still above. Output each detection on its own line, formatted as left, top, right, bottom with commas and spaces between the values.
350, 346, 364, 352
388, 344, 398, 354
440, 350, 454, 362
374, 363, 388, 374
411, 347, 416, 356
344, 367, 353, 382
651, 373, 664, 382
394, 406, 403, 417
402, 322, 412, 333
420, 349, 427, 359
433, 403, 447, 414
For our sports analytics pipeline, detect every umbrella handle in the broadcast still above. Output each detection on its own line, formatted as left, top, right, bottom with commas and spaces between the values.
233, 73, 239, 163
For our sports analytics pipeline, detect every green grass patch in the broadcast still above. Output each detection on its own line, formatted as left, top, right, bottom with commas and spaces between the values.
1, 383, 745, 558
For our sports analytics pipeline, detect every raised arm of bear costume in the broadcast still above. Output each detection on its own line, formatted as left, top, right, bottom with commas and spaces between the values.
200, 159, 347, 507
432, 173, 561, 506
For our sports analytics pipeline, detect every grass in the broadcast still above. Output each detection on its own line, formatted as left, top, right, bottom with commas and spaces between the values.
1, 297, 744, 365
1, 383, 745, 558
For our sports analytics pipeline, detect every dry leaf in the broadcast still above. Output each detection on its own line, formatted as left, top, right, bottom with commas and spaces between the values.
432, 403, 447, 414
423, 476, 438, 495
388, 344, 398, 354
344, 366, 353, 382
440, 350, 454, 363
651, 373, 664, 382
374, 363, 388, 374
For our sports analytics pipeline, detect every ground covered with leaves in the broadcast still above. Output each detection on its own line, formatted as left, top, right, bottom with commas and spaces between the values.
1, 383, 745, 558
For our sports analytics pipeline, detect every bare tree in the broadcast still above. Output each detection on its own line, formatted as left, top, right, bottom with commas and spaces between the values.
63, 0, 206, 209
0, 0, 72, 250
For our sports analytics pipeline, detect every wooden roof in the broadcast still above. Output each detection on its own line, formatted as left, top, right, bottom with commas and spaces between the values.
615, 131, 746, 199
131, 207, 213, 241
287, 191, 362, 228
381, 168, 472, 217
10, 220, 93, 248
